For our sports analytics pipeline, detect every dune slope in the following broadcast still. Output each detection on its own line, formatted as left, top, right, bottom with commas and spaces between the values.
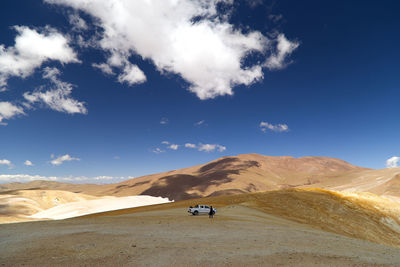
0, 190, 170, 223
30, 195, 171, 220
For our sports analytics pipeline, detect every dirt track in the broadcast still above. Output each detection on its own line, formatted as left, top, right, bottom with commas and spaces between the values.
1, 205, 400, 266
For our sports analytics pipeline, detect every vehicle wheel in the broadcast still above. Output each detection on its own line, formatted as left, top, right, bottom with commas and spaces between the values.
193, 211, 198, 216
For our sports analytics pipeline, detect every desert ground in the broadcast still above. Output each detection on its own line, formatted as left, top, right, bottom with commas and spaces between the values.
2, 189, 400, 266
2, 155, 400, 266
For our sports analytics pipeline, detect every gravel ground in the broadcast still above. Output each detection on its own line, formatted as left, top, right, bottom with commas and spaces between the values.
1, 205, 400, 266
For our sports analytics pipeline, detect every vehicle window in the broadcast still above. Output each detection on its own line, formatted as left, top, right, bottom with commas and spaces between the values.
200, 205, 204, 208
195, 205, 199, 208
205, 206, 209, 208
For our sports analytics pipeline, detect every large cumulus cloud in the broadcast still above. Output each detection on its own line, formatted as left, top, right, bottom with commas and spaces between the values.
46, 0, 298, 99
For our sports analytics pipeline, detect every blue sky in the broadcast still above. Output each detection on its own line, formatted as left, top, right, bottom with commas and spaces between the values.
0, 0, 399, 183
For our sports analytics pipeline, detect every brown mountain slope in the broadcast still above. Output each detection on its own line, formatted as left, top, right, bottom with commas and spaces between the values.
91, 154, 369, 200
2, 154, 400, 201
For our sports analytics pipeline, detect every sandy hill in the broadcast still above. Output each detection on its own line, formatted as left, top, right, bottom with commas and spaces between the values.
2, 154, 400, 201
0, 190, 97, 223
0, 189, 170, 223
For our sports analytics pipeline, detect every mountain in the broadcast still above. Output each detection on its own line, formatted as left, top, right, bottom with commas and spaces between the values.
2, 153, 400, 201
98, 153, 367, 200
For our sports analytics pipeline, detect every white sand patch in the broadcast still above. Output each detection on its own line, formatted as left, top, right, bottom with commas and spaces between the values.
29, 195, 172, 220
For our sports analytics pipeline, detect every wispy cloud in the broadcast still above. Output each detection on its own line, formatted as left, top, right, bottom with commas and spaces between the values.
0, 101, 25, 125
386, 156, 400, 168
117, 62, 147, 85
185, 143, 196, 149
260, 121, 289, 132
268, 14, 283, 23
194, 120, 206, 127
92, 62, 115, 75
0, 159, 13, 169
160, 117, 169, 125
265, 34, 299, 70
198, 144, 226, 153
0, 174, 133, 184
23, 67, 87, 114
161, 141, 179, 150
155, 141, 226, 153
50, 154, 80, 166
24, 160, 34, 166
152, 148, 165, 154
68, 12, 88, 31
246, 0, 264, 8
168, 144, 179, 150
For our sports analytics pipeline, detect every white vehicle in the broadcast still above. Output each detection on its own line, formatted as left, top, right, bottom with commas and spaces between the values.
188, 204, 216, 216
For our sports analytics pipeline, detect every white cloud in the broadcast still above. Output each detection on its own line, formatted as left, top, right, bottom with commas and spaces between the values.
152, 148, 165, 154
265, 34, 299, 70
0, 101, 25, 125
0, 159, 13, 169
160, 117, 169, 125
0, 26, 79, 90
24, 160, 34, 166
386, 156, 400, 168
168, 144, 179, 150
158, 142, 225, 152
198, 144, 226, 152
68, 13, 88, 31
45, 0, 298, 100
50, 154, 80, 166
185, 143, 197, 149
117, 62, 146, 85
194, 120, 206, 126
0, 174, 133, 184
92, 62, 115, 75
23, 67, 87, 114
160, 141, 178, 150
260, 121, 289, 132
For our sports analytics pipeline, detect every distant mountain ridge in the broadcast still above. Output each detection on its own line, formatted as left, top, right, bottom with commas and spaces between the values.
5, 153, 400, 201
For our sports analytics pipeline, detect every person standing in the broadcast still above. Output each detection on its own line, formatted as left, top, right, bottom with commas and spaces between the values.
209, 206, 214, 218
